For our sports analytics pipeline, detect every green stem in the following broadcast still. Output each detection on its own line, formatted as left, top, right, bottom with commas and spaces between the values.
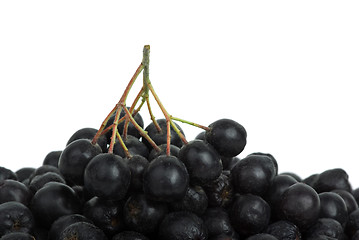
170, 116, 210, 131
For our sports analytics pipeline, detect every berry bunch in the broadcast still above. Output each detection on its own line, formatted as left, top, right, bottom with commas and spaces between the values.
1, 46, 359, 240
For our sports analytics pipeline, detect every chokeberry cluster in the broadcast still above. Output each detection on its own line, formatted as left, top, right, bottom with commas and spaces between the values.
1, 46, 359, 240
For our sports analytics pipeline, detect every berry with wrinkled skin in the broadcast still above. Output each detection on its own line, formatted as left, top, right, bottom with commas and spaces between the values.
48, 214, 93, 240
265, 220, 301, 240
170, 185, 208, 216
313, 168, 352, 193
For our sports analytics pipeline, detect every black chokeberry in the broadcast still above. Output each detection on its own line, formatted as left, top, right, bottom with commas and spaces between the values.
205, 118, 247, 157
84, 153, 131, 200
143, 155, 189, 203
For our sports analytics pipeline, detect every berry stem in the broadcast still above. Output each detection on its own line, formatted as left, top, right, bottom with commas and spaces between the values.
92, 62, 144, 146
123, 87, 145, 139
146, 96, 162, 133
170, 116, 210, 131
122, 105, 161, 152
108, 105, 123, 154
116, 131, 132, 158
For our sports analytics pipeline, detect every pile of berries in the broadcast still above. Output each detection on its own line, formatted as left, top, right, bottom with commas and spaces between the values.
1, 46, 359, 240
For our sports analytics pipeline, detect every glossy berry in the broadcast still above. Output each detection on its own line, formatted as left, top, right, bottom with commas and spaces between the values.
123, 193, 168, 235
58, 139, 102, 186
143, 155, 189, 202
279, 182, 320, 230
231, 154, 276, 196
158, 211, 208, 240
179, 140, 222, 186
313, 168, 352, 193
0, 180, 32, 206
318, 192, 348, 226
0, 201, 34, 237
15, 168, 35, 183
202, 207, 236, 238
30, 182, 81, 228
205, 118, 247, 157
48, 214, 93, 240
84, 153, 131, 200
83, 197, 125, 237
67, 127, 108, 153
42, 150, 62, 168
126, 155, 149, 193
229, 194, 271, 236
245, 233, 278, 240
332, 189, 359, 214
0, 167, 17, 182
28, 172, 66, 193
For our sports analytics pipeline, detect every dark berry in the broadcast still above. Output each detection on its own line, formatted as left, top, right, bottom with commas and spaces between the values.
247, 152, 278, 175
202, 207, 235, 238
231, 154, 276, 196
58, 222, 108, 240
229, 194, 271, 236
202, 173, 234, 208
0, 167, 17, 182
126, 155, 149, 192
28, 172, 66, 193
83, 197, 125, 237
245, 233, 278, 240
113, 135, 149, 159
67, 127, 108, 153
15, 168, 35, 183
143, 155, 189, 202
170, 185, 208, 216
112, 231, 149, 240
332, 189, 359, 214
279, 182, 320, 230
148, 144, 180, 161
30, 182, 81, 228
0, 180, 32, 206
205, 118, 247, 157
313, 168, 352, 193
84, 153, 131, 200
179, 140, 222, 186
265, 220, 301, 240
0, 201, 34, 237
48, 214, 93, 240
0, 232, 35, 240
304, 218, 345, 240
221, 156, 240, 171
123, 193, 168, 235
42, 150, 62, 168
59, 139, 102, 186
158, 211, 208, 240
318, 192, 348, 226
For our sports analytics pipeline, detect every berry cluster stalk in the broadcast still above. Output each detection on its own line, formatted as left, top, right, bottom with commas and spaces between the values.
92, 45, 210, 158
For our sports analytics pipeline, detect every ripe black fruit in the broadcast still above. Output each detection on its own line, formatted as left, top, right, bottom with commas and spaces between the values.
279, 182, 320, 230
84, 153, 131, 200
58, 222, 107, 240
0, 201, 34, 237
58, 139, 102, 186
143, 155, 189, 203
30, 182, 81, 228
229, 194, 271, 236
231, 154, 276, 196
205, 118, 247, 157
178, 140, 222, 186
158, 211, 208, 240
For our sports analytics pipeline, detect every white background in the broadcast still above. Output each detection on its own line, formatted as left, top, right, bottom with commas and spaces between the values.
1, 1, 359, 188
